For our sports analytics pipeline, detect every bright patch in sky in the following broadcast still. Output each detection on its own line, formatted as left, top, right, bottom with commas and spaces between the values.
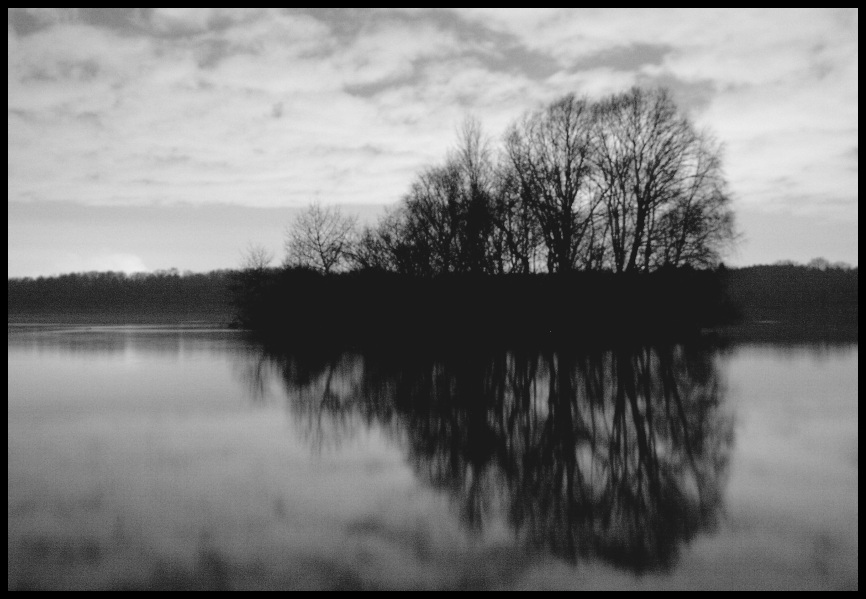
7, 8, 859, 276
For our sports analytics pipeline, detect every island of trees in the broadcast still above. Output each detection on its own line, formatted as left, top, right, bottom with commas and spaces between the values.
237, 87, 739, 346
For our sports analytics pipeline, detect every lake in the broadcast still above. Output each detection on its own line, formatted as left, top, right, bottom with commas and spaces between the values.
7, 325, 858, 590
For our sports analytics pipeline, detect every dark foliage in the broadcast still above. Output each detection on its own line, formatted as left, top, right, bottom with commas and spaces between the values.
232, 266, 735, 349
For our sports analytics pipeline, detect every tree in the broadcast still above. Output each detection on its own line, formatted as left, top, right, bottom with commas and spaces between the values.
284, 203, 357, 274
392, 118, 499, 276
348, 207, 407, 272
651, 134, 735, 269
241, 243, 274, 273
807, 257, 830, 271
592, 87, 735, 272
283, 86, 736, 278
504, 94, 599, 273
489, 161, 544, 273
452, 117, 496, 274
399, 161, 464, 275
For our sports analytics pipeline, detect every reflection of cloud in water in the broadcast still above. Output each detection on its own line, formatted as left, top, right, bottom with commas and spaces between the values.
253, 342, 734, 572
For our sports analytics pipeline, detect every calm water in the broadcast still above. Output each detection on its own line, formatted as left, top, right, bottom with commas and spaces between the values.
7, 326, 858, 590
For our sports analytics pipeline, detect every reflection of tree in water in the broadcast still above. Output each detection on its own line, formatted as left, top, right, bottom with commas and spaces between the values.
250, 341, 732, 572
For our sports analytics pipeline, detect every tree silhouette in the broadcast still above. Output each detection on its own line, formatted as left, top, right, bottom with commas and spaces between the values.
241, 243, 274, 273
504, 94, 599, 273
399, 161, 464, 275
317, 86, 736, 277
452, 117, 496, 274
284, 203, 357, 274
592, 87, 735, 272
393, 118, 498, 275
489, 161, 545, 273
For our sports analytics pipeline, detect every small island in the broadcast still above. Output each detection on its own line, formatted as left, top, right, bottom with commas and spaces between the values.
9, 88, 858, 347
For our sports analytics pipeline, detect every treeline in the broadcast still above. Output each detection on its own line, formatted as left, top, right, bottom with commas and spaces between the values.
7, 270, 235, 324
282, 87, 735, 278
723, 263, 858, 340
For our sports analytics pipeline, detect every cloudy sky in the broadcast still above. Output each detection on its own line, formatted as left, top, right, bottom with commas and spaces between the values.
7, 8, 859, 277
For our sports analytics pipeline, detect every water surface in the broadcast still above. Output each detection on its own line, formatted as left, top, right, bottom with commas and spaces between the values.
7, 326, 858, 590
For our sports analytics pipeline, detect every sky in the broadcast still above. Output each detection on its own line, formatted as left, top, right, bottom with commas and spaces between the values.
7, 8, 859, 277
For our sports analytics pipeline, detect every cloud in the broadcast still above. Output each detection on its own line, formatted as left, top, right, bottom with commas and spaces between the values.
8, 8, 72, 36
7, 7, 859, 244
572, 43, 672, 72
633, 73, 716, 114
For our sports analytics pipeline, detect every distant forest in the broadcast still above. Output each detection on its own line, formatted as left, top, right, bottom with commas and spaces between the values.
7, 269, 235, 324
722, 262, 858, 341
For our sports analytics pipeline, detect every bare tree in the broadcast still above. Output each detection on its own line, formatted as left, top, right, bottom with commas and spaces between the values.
284, 203, 357, 274
504, 94, 598, 273
652, 134, 736, 268
333, 86, 736, 277
490, 160, 544, 273
347, 207, 408, 272
592, 87, 735, 272
380, 117, 504, 276
452, 117, 496, 273
393, 118, 499, 276
241, 243, 274, 273
400, 161, 464, 275
348, 225, 389, 271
